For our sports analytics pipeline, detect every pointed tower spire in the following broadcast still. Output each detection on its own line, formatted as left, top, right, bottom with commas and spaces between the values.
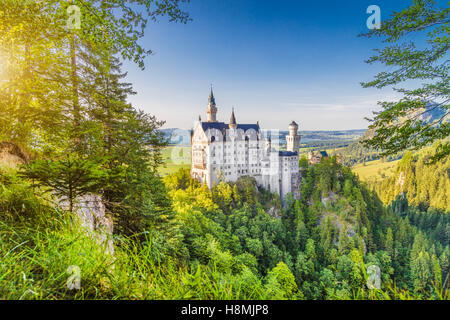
229, 107, 237, 129
206, 86, 217, 122
209, 85, 215, 105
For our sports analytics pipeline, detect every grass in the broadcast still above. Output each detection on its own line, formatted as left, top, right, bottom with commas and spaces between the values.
326, 146, 347, 155
0, 209, 258, 300
159, 146, 191, 176
352, 159, 399, 183
0, 170, 262, 300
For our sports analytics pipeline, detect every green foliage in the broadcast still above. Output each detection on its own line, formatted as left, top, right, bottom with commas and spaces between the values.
0, 0, 189, 150
20, 154, 106, 212
337, 137, 403, 167
264, 262, 300, 300
373, 147, 450, 212
1, 155, 448, 300
161, 155, 448, 300
0, 0, 186, 237
360, 0, 449, 162
0, 176, 255, 300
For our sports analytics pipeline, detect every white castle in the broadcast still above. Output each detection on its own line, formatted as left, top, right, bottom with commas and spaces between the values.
190, 89, 302, 200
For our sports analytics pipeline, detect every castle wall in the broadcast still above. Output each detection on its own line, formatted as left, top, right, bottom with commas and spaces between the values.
280, 154, 300, 199
191, 126, 302, 200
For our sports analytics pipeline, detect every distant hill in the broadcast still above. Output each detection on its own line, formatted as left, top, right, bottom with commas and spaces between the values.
374, 147, 450, 212
411, 101, 449, 125
278, 129, 365, 144
160, 127, 366, 147
160, 128, 191, 145
335, 101, 448, 166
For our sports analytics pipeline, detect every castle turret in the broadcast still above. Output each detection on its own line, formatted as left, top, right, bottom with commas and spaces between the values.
286, 121, 301, 152
266, 136, 271, 152
206, 88, 217, 122
229, 107, 237, 129
289, 121, 298, 136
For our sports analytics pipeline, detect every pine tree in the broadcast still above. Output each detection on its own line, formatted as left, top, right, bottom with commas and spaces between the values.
21, 154, 106, 212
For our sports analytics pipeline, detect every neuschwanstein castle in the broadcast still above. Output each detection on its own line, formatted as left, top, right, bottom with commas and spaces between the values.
190, 89, 302, 200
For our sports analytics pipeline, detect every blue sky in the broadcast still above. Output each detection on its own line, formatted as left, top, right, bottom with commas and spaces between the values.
123, 0, 417, 130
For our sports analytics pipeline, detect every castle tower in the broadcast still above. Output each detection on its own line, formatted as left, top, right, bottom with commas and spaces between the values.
229, 107, 237, 129
265, 136, 271, 155
286, 121, 301, 152
206, 88, 217, 122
